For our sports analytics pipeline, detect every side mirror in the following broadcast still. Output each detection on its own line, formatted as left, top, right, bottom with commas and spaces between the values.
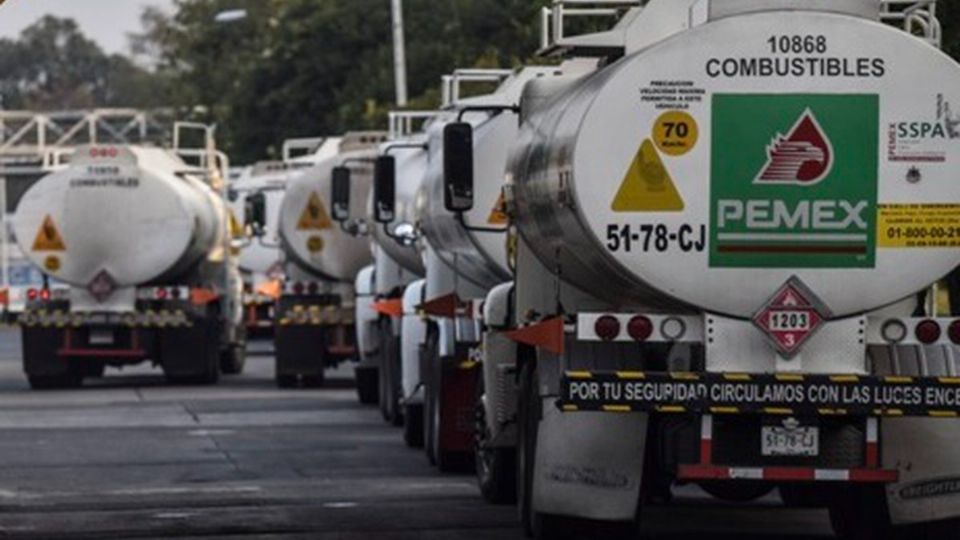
244, 192, 266, 236
443, 122, 474, 212
331, 166, 351, 222
374, 155, 396, 224
227, 187, 239, 203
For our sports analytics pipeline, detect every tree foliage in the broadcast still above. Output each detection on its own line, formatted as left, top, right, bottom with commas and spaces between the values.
133, 0, 558, 162
0, 16, 168, 110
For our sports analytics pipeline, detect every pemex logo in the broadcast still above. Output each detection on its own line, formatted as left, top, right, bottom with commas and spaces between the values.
755, 109, 833, 186
710, 94, 879, 269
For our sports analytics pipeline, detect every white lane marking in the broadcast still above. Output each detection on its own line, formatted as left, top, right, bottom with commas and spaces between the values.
109, 486, 261, 496
154, 512, 196, 519
188, 429, 235, 436
323, 502, 358, 509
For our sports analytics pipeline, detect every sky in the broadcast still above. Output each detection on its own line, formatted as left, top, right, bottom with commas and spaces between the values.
0, 0, 175, 55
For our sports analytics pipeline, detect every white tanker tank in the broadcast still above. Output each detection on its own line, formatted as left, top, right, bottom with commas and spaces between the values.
271, 132, 386, 387
13, 143, 245, 389
447, 0, 960, 536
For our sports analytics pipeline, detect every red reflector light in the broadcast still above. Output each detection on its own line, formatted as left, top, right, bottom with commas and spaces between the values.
293, 282, 305, 295
627, 316, 653, 341
948, 321, 960, 345
27, 289, 38, 300
915, 319, 941, 344
155, 288, 168, 300
39, 289, 51, 301
594, 315, 621, 341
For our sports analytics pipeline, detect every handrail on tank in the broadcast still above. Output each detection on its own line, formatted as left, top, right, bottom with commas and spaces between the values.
0, 108, 168, 159
442, 69, 514, 108
388, 111, 441, 140
538, 0, 641, 53
282, 137, 326, 162
880, 0, 941, 48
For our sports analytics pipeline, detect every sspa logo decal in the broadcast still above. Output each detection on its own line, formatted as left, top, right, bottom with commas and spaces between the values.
756, 110, 833, 185
710, 94, 879, 269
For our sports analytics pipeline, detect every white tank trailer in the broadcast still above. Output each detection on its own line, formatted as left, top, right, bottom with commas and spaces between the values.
271, 132, 385, 387
439, 0, 960, 537
13, 144, 245, 389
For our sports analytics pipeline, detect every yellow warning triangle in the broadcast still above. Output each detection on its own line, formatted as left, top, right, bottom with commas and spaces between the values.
611, 139, 684, 212
296, 192, 333, 231
487, 192, 508, 225
32, 215, 66, 251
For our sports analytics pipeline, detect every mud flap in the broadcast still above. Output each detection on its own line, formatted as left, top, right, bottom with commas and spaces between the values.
22, 326, 68, 377
159, 317, 219, 378
438, 349, 479, 454
274, 324, 326, 377
885, 417, 960, 525
533, 401, 647, 521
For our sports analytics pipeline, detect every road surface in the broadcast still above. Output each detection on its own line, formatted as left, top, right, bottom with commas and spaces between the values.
0, 329, 836, 538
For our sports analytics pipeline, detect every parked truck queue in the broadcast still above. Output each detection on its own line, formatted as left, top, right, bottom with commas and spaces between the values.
4, 0, 960, 538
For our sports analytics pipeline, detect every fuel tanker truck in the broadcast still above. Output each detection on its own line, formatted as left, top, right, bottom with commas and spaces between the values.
229, 138, 336, 336
438, 0, 960, 537
377, 68, 563, 472
13, 141, 245, 389
346, 111, 435, 421
271, 132, 385, 388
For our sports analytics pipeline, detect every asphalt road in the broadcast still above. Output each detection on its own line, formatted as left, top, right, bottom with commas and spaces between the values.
0, 329, 837, 539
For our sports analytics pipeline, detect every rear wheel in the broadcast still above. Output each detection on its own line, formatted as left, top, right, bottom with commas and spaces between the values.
355, 365, 379, 405
28, 373, 83, 390
276, 374, 298, 388
517, 360, 538, 536
475, 370, 517, 504
403, 403, 424, 448
220, 343, 246, 375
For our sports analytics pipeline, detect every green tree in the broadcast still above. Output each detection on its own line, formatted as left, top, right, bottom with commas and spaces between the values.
0, 15, 169, 110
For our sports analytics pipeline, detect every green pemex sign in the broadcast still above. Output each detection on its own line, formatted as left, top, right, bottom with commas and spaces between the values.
710, 94, 879, 268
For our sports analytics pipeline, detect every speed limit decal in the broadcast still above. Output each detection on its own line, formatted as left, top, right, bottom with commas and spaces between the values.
878, 204, 960, 248
653, 111, 698, 156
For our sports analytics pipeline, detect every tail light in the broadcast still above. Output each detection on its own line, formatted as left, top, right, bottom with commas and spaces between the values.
948, 320, 960, 344
881, 319, 908, 343
27, 289, 38, 301
293, 282, 305, 295
627, 316, 653, 341
307, 282, 319, 295
915, 319, 941, 344
39, 289, 51, 301
155, 288, 168, 300
594, 315, 621, 341
170, 287, 182, 300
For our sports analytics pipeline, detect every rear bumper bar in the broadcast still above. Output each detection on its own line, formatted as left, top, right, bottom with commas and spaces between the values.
560, 371, 960, 418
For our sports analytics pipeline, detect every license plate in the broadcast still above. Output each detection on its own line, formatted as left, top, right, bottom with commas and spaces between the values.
761, 426, 819, 457
89, 329, 115, 346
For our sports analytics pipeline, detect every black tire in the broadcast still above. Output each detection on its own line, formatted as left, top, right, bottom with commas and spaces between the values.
403, 403, 424, 448
378, 319, 402, 425
423, 326, 439, 466
475, 369, 517, 504
220, 344, 246, 375
276, 374, 298, 388
302, 373, 325, 388
517, 360, 539, 536
84, 362, 106, 378
355, 365, 379, 405
700, 482, 775, 502
780, 484, 829, 508
27, 373, 82, 390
